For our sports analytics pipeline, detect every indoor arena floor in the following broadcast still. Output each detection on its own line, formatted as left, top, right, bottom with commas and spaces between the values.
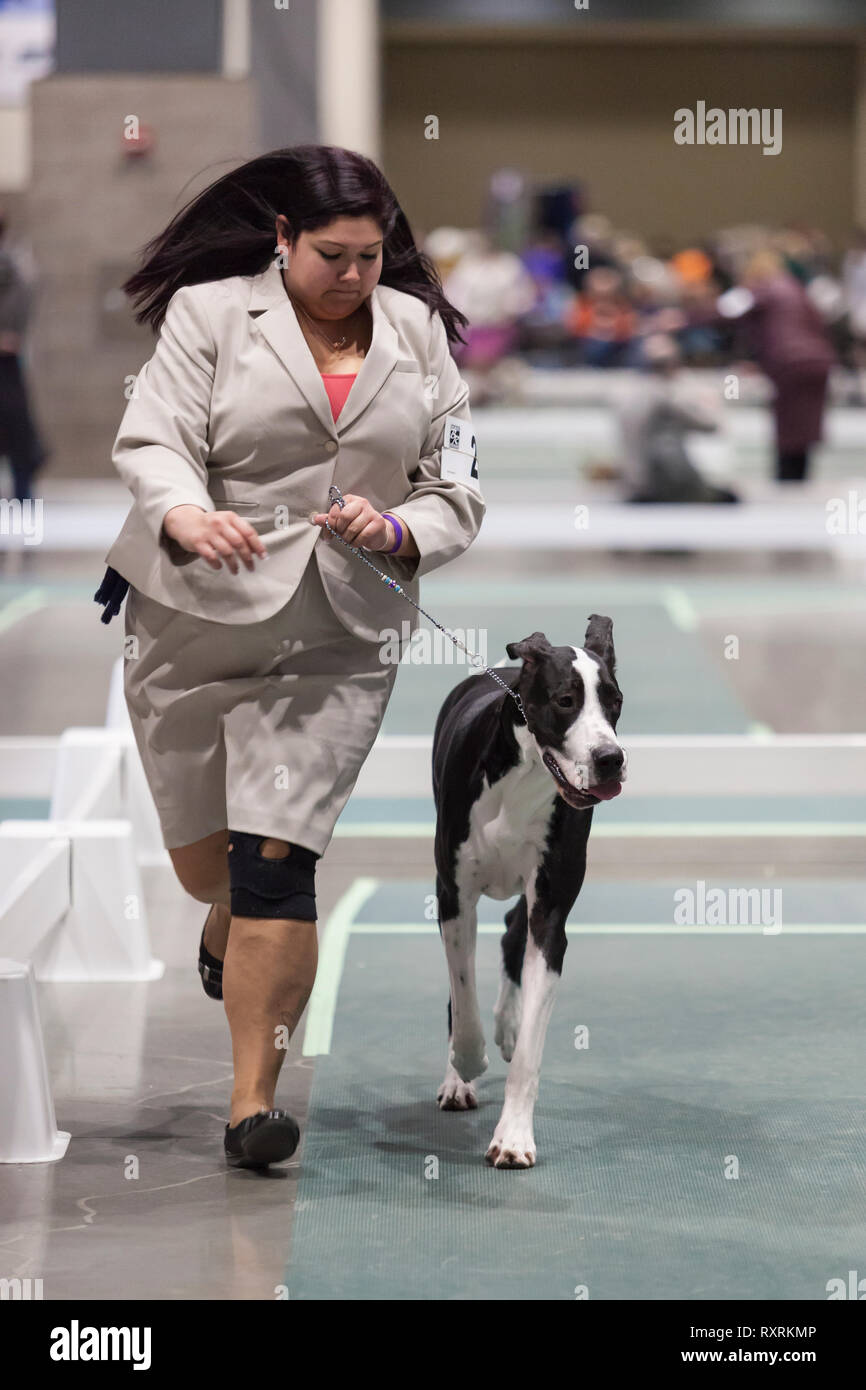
1, 511, 865, 1301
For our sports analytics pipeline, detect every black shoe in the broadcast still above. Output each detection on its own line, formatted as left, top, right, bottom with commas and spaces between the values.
198, 907, 224, 1000
224, 1109, 301, 1169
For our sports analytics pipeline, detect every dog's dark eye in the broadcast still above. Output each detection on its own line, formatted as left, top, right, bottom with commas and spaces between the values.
557, 695, 575, 709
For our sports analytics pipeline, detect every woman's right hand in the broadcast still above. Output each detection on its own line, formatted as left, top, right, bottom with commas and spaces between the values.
162, 504, 268, 574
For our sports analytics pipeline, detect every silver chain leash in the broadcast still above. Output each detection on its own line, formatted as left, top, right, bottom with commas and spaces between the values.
323, 484, 528, 725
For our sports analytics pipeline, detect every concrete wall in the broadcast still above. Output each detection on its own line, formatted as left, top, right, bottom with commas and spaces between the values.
27, 73, 254, 477
55, 0, 223, 73
382, 38, 857, 248
251, 0, 318, 153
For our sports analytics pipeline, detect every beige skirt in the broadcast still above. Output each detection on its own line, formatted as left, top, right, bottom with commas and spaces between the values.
122, 555, 400, 854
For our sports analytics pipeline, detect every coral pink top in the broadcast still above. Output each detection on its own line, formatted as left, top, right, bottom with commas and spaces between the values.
321, 372, 357, 421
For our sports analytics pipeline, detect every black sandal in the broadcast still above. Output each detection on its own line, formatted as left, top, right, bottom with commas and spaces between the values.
224, 1109, 300, 1169
198, 906, 224, 1000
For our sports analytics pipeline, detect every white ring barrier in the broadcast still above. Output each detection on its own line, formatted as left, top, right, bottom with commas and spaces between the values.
0, 958, 70, 1164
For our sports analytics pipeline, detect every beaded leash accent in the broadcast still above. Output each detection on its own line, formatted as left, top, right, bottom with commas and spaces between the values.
323, 484, 527, 725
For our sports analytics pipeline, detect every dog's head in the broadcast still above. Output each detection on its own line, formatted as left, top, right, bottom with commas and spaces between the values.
505, 615, 626, 810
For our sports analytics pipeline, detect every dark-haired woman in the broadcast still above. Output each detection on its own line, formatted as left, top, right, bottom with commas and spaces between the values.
97, 145, 485, 1170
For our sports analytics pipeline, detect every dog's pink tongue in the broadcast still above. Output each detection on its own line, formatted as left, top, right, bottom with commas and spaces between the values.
589, 780, 622, 801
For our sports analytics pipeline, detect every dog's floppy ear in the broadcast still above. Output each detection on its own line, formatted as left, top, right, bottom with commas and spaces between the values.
583, 614, 616, 676
506, 631, 554, 670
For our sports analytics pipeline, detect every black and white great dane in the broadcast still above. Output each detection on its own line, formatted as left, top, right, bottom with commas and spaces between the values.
431, 616, 626, 1168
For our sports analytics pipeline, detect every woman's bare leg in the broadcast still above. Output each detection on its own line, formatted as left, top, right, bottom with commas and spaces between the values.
169, 832, 319, 1128
169, 828, 232, 957
202, 902, 231, 959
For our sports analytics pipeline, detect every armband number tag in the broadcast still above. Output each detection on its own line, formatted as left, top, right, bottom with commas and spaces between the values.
440, 415, 481, 495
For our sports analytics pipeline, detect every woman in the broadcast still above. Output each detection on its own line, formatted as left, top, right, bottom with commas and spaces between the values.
718, 249, 835, 482
96, 145, 485, 1170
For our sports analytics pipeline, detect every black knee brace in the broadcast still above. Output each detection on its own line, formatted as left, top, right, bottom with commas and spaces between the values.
227, 831, 320, 921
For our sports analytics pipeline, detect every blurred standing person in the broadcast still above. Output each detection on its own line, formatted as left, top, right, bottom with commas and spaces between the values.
719, 249, 835, 482
0, 213, 45, 502
842, 227, 866, 403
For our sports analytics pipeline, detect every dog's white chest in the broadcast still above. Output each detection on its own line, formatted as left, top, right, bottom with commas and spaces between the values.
456, 762, 554, 900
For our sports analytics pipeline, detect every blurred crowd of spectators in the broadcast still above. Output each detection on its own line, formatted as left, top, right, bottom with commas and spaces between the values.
425, 215, 866, 385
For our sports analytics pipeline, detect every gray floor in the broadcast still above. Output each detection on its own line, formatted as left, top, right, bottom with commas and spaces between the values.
4, 858, 864, 1300
1, 546, 864, 738
2, 503, 866, 1297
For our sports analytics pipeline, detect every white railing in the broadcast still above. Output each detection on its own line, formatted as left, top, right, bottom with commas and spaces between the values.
0, 669, 164, 981
350, 731, 866, 800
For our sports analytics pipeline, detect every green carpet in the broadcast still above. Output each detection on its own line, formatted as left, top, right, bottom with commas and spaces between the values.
286, 878, 866, 1300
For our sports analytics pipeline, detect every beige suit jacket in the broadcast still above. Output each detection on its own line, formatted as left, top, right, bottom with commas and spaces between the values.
104, 258, 485, 641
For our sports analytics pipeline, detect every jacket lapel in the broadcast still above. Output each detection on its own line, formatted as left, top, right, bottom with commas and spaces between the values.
246, 258, 400, 438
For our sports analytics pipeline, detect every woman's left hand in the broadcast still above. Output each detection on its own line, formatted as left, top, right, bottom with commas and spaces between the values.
310, 494, 394, 552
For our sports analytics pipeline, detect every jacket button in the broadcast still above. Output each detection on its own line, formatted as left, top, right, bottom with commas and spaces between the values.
324, 441, 338, 453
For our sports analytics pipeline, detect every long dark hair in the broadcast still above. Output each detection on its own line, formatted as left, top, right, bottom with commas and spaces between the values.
121, 144, 468, 347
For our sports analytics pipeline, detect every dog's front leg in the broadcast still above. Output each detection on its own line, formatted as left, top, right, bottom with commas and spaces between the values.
441, 901, 488, 1085
486, 903, 566, 1169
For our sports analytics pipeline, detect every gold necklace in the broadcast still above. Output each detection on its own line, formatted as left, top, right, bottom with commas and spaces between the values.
291, 295, 359, 355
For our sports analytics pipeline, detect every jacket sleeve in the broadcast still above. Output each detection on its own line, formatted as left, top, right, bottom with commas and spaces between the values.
385, 310, 485, 581
110, 284, 217, 550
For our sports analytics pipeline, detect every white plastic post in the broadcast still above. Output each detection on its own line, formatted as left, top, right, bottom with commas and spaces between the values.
105, 663, 170, 864
0, 822, 164, 982
52, 721, 168, 868
0, 959, 70, 1163
49, 728, 124, 820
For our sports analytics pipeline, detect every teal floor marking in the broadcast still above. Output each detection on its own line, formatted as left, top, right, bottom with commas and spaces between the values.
303, 877, 379, 1058
662, 586, 699, 632
0, 587, 49, 633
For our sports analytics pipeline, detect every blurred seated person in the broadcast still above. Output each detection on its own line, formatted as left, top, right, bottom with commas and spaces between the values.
668, 246, 714, 288
514, 231, 572, 357
677, 277, 729, 364
424, 224, 470, 284
442, 230, 536, 394
658, 246, 729, 363
565, 267, 636, 367
616, 333, 738, 503
565, 213, 619, 292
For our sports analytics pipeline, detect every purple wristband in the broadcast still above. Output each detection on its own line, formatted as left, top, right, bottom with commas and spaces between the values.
382, 512, 403, 554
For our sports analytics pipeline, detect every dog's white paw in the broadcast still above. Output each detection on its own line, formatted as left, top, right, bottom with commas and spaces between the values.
485, 1125, 536, 1169
437, 1064, 479, 1111
449, 1038, 488, 1083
